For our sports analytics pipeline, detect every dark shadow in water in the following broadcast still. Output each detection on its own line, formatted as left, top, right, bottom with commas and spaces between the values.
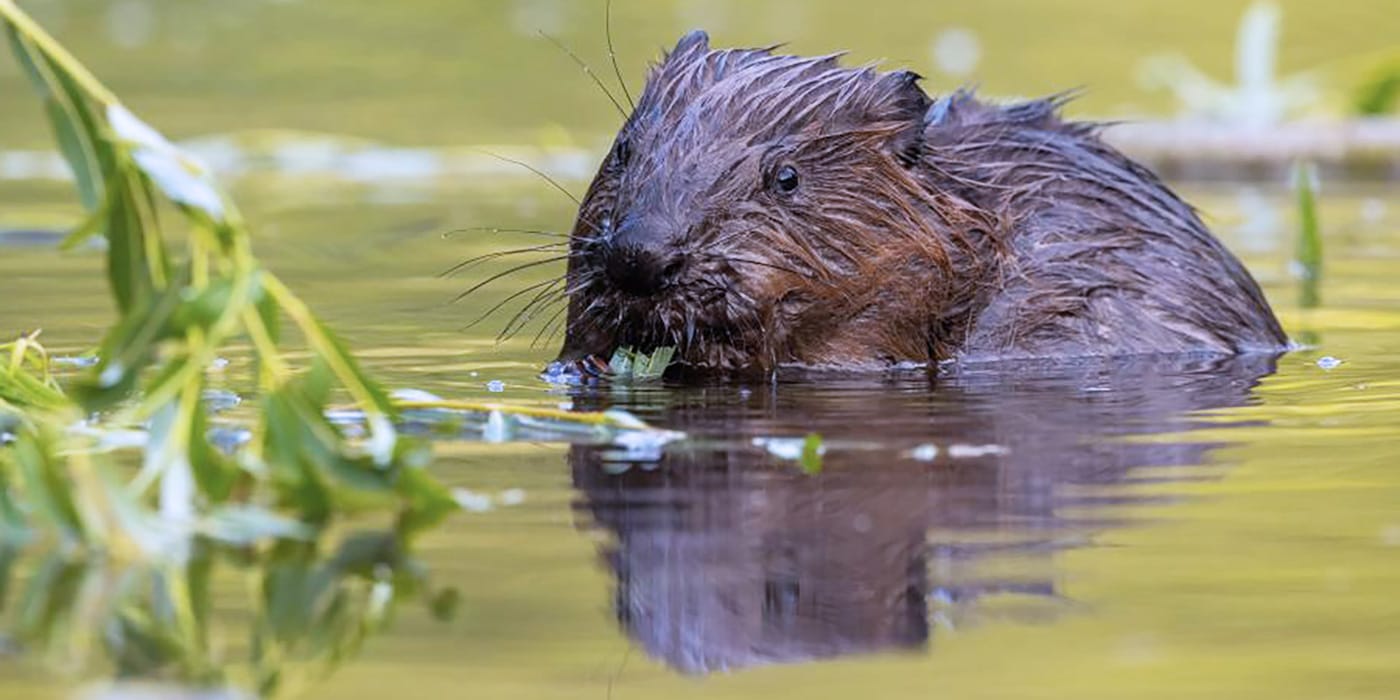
567, 353, 1279, 674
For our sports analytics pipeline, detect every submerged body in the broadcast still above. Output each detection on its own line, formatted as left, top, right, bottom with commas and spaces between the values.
554, 31, 1287, 373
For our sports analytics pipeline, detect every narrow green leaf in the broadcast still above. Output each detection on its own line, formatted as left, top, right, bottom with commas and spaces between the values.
15, 553, 84, 638
395, 466, 458, 537
73, 272, 186, 411
799, 433, 825, 475
0, 545, 20, 612
107, 103, 227, 223
307, 317, 396, 416
11, 426, 85, 540
3, 21, 52, 96
254, 279, 282, 346
170, 277, 237, 333
1293, 161, 1323, 309
103, 176, 154, 314
59, 200, 109, 250
187, 400, 238, 504
41, 94, 101, 211
3, 26, 105, 211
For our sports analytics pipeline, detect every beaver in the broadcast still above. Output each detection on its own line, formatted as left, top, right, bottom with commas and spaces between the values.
552, 31, 1288, 373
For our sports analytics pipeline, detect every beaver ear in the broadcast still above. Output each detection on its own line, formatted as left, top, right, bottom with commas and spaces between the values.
879, 70, 932, 167
668, 30, 710, 61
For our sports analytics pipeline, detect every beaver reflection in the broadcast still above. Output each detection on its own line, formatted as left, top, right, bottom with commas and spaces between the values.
569, 354, 1279, 674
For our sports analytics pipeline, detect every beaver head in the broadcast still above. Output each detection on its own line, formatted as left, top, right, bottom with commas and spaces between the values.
555, 31, 994, 373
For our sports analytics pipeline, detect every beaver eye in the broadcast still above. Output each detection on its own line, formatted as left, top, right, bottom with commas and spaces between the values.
774, 165, 800, 194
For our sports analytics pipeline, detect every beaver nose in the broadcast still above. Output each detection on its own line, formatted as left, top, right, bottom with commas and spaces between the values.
602, 243, 685, 297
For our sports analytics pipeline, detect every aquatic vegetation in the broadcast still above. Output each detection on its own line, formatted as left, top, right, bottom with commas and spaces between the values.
0, 529, 457, 697
607, 346, 675, 382
0, 0, 456, 552
1137, 1, 1318, 126
751, 433, 826, 474
1293, 161, 1323, 309
0, 330, 66, 413
0, 0, 672, 549
1353, 57, 1400, 116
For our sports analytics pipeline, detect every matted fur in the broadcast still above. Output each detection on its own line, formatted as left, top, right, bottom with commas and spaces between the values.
556, 31, 1288, 372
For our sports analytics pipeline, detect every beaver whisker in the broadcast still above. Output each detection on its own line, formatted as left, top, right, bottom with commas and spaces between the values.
538, 30, 629, 119
461, 276, 562, 332
441, 226, 572, 240
532, 302, 571, 349
440, 242, 568, 279
478, 149, 584, 207
500, 282, 568, 342
451, 255, 569, 303
604, 0, 635, 111
563, 271, 603, 297
580, 294, 611, 318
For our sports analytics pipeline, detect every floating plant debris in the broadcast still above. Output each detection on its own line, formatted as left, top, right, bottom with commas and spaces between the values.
608, 346, 676, 382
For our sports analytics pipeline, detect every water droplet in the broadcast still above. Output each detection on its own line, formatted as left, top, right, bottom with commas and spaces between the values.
201, 389, 241, 414
99, 362, 125, 388
907, 444, 940, 461
1317, 356, 1342, 370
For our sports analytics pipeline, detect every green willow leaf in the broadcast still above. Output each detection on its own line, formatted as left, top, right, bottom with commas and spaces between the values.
0, 363, 67, 411
306, 317, 396, 416
74, 274, 187, 411
11, 426, 85, 541
0, 456, 29, 542
103, 174, 158, 314
39, 38, 116, 207
170, 277, 237, 332
41, 96, 101, 211
187, 400, 239, 503
15, 554, 84, 638
254, 281, 282, 346
59, 199, 109, 251
107, 103, 226, 223
2, 25, 102, 211
394, 466, 457, 537
2, 21, 47, 94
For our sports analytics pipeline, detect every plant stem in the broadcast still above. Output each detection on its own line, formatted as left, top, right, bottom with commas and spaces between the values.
0, 0, 119, 106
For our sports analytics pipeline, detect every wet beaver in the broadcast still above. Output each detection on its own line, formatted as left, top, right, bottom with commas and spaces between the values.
553, 31, 1288, 373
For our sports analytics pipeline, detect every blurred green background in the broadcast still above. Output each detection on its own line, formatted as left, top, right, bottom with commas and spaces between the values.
4, 2, 1400, 699
2, 0, 1397, 150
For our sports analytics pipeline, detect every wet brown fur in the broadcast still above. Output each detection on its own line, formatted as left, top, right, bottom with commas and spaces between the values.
556, 31, 1288, 372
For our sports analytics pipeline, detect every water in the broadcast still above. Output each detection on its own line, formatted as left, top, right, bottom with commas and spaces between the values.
4, 1, 1400, 698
